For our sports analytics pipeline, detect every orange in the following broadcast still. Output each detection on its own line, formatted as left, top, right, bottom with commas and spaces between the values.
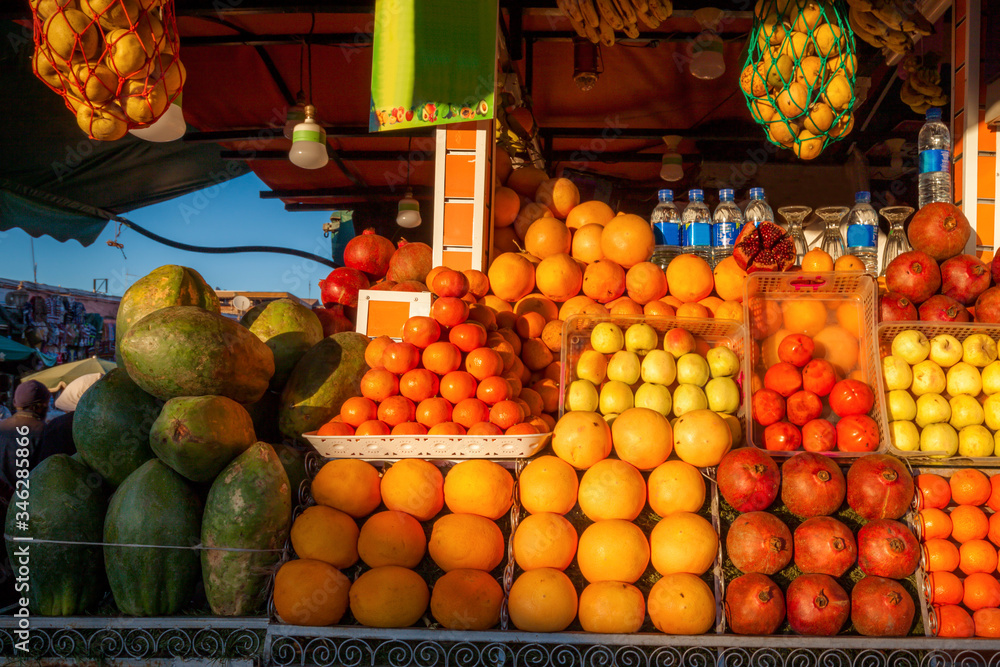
377, 395, 416, 427
487, 334, 517, 371
398, 368, 440, 403
534, 253, 584, 302
431, 296, 470, 328
559, 294, 606, 320
515, 311, 547, 338
582, 259, 627, 304
465, 347, 505, 380
424, 266, 447, 292
448, 322, 488, 353
578, 581, 645, 634
513, 512, 578, 570
524, 217, 572, 259
600, 213, 655, 268
464, 269, 490, 298
519, 387, 544, 416
349, 565, 429, 628
577, 519, 650, 584
520, 338, 554, 371
609, 296, 644, 316
382, 342, 421, 375
514, 205, 552, 241
391, 422, 426, 435
380, 459, 444, 521
677, 302, 711, 318
644, 300, 677, 318
834, 254, 865, 272
402, 315, 442, 348
926, 571, 963, 605
440, 371, 478, 404
357, 510, 426, 568
952, 505, 990, 543
488, 252, 535, 302
713, 256, 747, 302
666, 254, 714, 303
428, 421, 466, 435
571, 223, 606, 263
625, 261, 668, 305
578, 459, 647, 522
535, 177, 580, 219
988, 512, 1000, 547
360, 368, 399, 402
444, 459, 514, 519
650, 511, 718, 576
290, 505, 359, 569
489, 399, 524, 429
749, 298, 783, 340
934, 604, 975, 638
507, 568, 578, 632
412, 399, 450, 429
312, 459, 382, 518
428, 512, 505, 571
960, 539, 998, 575
493, 226, 519, 254
466, 421, 502, 435
507, 423, 540, 435
318, 421, 354, 436
648, 461, 707, 516
988, 475, 1000, 513
551, 410, 613, 469
813, 325, 859, 376
671, 409, 733, 468
698, 296, 723, 316
540, 319, 564, 352
340, 396, 378, 427
662, 295, 684, 308
923, 538, 960, 572
467, 303, 497, 330
452, 397, 491, 428
834, 302, 862, 337
566, 199, 614, 229
801, 248, 834, 272
430, 569, 503, 631
483, 295, 513, 313
952, 469, 992, 506
975, 608, 1000, 637
494, 186, 520, 228
422, 341, 463, 375
355, 419, 390, 436
918, 508, 953, 541
496, 146, 513, 183
476, 375, 512, 405
519, 455, 579, 515
273, 559, 350, 626
781, 299, 829, 337
365, 335, 393, 368
647, 573, 716, 635
715, 301, 744, 322
507, 166, 549, 198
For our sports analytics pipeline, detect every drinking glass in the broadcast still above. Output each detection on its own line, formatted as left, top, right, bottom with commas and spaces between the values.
879, 205, 914, 276
777, 206, 812, 266
813, 206, 849, 261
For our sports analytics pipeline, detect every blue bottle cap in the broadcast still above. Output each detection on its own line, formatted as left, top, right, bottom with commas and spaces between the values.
926, 107, 942, 121
688, 189, 704, 201
749, 187, 765, 199
719, 188, 734, 200
657, 189, 674, 202
855, 191, 871, 203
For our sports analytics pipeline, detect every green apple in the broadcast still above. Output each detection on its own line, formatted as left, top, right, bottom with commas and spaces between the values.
915, 393, 950, 428
706, 346, 741, 378
599, 380, 634, 415
920, 422, 958, 458
673, 384, 708, 417
641, 349, 677, 386
910, 360, 946, 396
891, 330, 930, 365
959, 424, 994, 457
706, 377, 741, 414
881, 355, 913, 391
676, 353, 710, 387
950, 394, 986, 430
946, 361, 983, 396
993, 430, 1000, 456
576, 349, 608, 385
635, 382, 672, 416
889, 420, 920, 452
606, 350, 641, 384
566, 379, 599, 412
886, 390, 916, 422
591, 322, 624, 354
625, 323, 658, 354
963, 333, 998, 368
982, 361, 1000, 396
984, 394, 1000, 431
929, 334, 964, 367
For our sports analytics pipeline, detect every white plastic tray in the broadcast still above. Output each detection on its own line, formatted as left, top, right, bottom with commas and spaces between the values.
301, 432, 551, 459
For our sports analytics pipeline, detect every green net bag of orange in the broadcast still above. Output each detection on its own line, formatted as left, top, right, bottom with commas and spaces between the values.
740, 0, 857, 160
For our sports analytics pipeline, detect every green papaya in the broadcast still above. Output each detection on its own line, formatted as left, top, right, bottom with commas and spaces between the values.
201, 442, 291, 616
115, 265, 220, 364
121, 306, 275, 404
149, 396, 257, 482
274, 442, 309, 504
4, 455, 108, 615
241, 299, 324, 391
278, 332, 370, 442
72, 368, 161, 486
104, 459, 202, 616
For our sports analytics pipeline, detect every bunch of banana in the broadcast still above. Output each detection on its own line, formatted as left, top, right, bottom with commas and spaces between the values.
899, 53, 947, 114
846, 0, 933, 57
556, 0, 672, 46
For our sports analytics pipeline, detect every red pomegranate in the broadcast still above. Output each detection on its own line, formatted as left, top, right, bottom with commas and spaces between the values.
318, 267, 370, 308
793, 516, 857, 577
717, 448, 780, 512
857, 519, 920, 579
780, 452, 846, 518
726, 511, 793, 575
880, 292, 918, 322
366, 280, 398, 291
992, 252, 1000, 287
908, 202, 972, 261
975, 286, 1000, 323
732, 221, 796, 273
392, 280, 427, 292
343, 228, 396, 279
941, 254, 992, 306
850, 576, 916, 637
885, 250, 942, 304
386, 240, 433, 283
918, 294, 971, 322
786, 574, 850, 636
313, 306, 353, 336
725, 573, 786, 635
846, 454, 914, 521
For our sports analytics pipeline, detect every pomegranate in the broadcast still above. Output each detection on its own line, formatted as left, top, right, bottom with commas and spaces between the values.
732, 221, 796, 273
386, 240, 433, 283
318, 267, 370, 308
857, 519, 920, 579
716, 448, 780, 512
780, 452, 846, 518
793, 516, 857, 577
786, 573, 850, 636
918, 294, 971, 322
343, 228, 396, 279
941, 254, 991, 306
366, 280, 398, 291
724, 573, 785, 635
993, 252, 1000, 287
907, 202, 972, 261
850, 576, 915, 637
846, 454, 914, 521
885, 250, 942, 304
393, 280, 428, 292
974, 286, 1000, 323
880, 292, 919, 322
726, 511, 793, 575
313, 306, 353, 336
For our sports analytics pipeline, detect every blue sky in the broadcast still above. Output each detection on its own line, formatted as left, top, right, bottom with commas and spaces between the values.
1, 174, 341, 299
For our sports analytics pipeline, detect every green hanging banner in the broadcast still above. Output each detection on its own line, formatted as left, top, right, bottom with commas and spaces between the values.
369, 0, 498, 132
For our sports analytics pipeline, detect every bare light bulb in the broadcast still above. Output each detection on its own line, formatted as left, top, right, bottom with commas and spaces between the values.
689, 30, 725, 80
129, 98, 186, 142
397, 190, 421, 228
289, 104, 328, 170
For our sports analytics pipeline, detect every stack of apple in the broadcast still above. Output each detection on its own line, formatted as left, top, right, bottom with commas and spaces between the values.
883, 329, 1000, 457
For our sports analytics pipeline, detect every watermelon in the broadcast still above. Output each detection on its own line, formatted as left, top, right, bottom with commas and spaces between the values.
241, 299, 324, 391
201, 442, 291, 615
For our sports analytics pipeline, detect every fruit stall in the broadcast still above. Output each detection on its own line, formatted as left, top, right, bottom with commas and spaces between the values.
2, 0, 1000, 665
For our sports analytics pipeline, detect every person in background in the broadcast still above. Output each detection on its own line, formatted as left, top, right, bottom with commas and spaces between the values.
54, 372, 101, 413
0, 392, 9, 421
0, 380, 50, 498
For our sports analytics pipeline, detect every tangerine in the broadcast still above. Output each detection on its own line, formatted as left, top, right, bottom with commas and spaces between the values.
566, 199, 614, 229
918, 474, 952, 510
391, 422, 427, 435
476, 375, 512, 405
365, 335, 393, 368
988, 475, 1000, 513
382, 342, 421, 374
355, 419, 390, 436
974, 608, 1000, 638
452, 397, 491, 428
465, 347, 504, 380
960, 539, 998, 575
401, 316, 441, 348
349, 565, 429, 628
918, 508, 953, 541
923, 538, 961, 572
601, 213, 655, 268
571, 223, 606, 263
428, 421, 466, 435
988, 512, 1000, 547
926, 571, 964, 605
422, 341, 463, 375
666, 254, 714, 303
507, 568, 578, 632
834, 254, 865, 272
439, 371, 478, 403
430, 269, 470, 298
431, 297, 470, 328
428, 512, 505, 571
644, 300, 677, 318
376, 395, 416, 426
952, 469, 992, 506
515, 311, 547, 339
521, 338, 554, 371
577, 519, 650, 584
449, 322, 488, 353
340, 396, 378, 427
318, 421, 354, 436
430, 569, 503, 631
519, 455, 579, 515
507, 165, 549, 198
467, 421, 503, 435
464, 269, 490, 298
513, 512, 578, 570
489, 399, 524, 429
934, 604, 974, 637
677, 303, 711, 318
609, 296, 644, 316
578, 458, 647, 522
380, 459, 444, 521
312, 459, 382, 518
360, 368, 399, 402
467, 303, 497, 330
444, 459, 514, 520
398, 368, 440, 402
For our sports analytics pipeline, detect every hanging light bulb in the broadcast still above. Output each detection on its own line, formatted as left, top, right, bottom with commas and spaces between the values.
689, 8, 726, 80
572, 38, 601, 91
397, 190, 421, 228
283, 91, 307, 140
289, 104, 328, 169
660, 135, 684, 182
130, 95, 186, 142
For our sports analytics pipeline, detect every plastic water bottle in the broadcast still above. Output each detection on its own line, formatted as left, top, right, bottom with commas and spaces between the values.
744, 187, 774, 226
712, 188, 744, 268
650, 189, 682, 270
681, 189, 712, 263
846, 191, 879, 274
918, 107, 952, 208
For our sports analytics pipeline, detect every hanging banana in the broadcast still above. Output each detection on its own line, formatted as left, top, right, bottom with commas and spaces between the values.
554, 0, 668, 44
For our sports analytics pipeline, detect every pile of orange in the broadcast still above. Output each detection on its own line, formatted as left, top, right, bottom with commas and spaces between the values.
917, 469, 1000, 638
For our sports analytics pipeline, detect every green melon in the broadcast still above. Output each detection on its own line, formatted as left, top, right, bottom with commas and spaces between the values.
241, 299, 324, 391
